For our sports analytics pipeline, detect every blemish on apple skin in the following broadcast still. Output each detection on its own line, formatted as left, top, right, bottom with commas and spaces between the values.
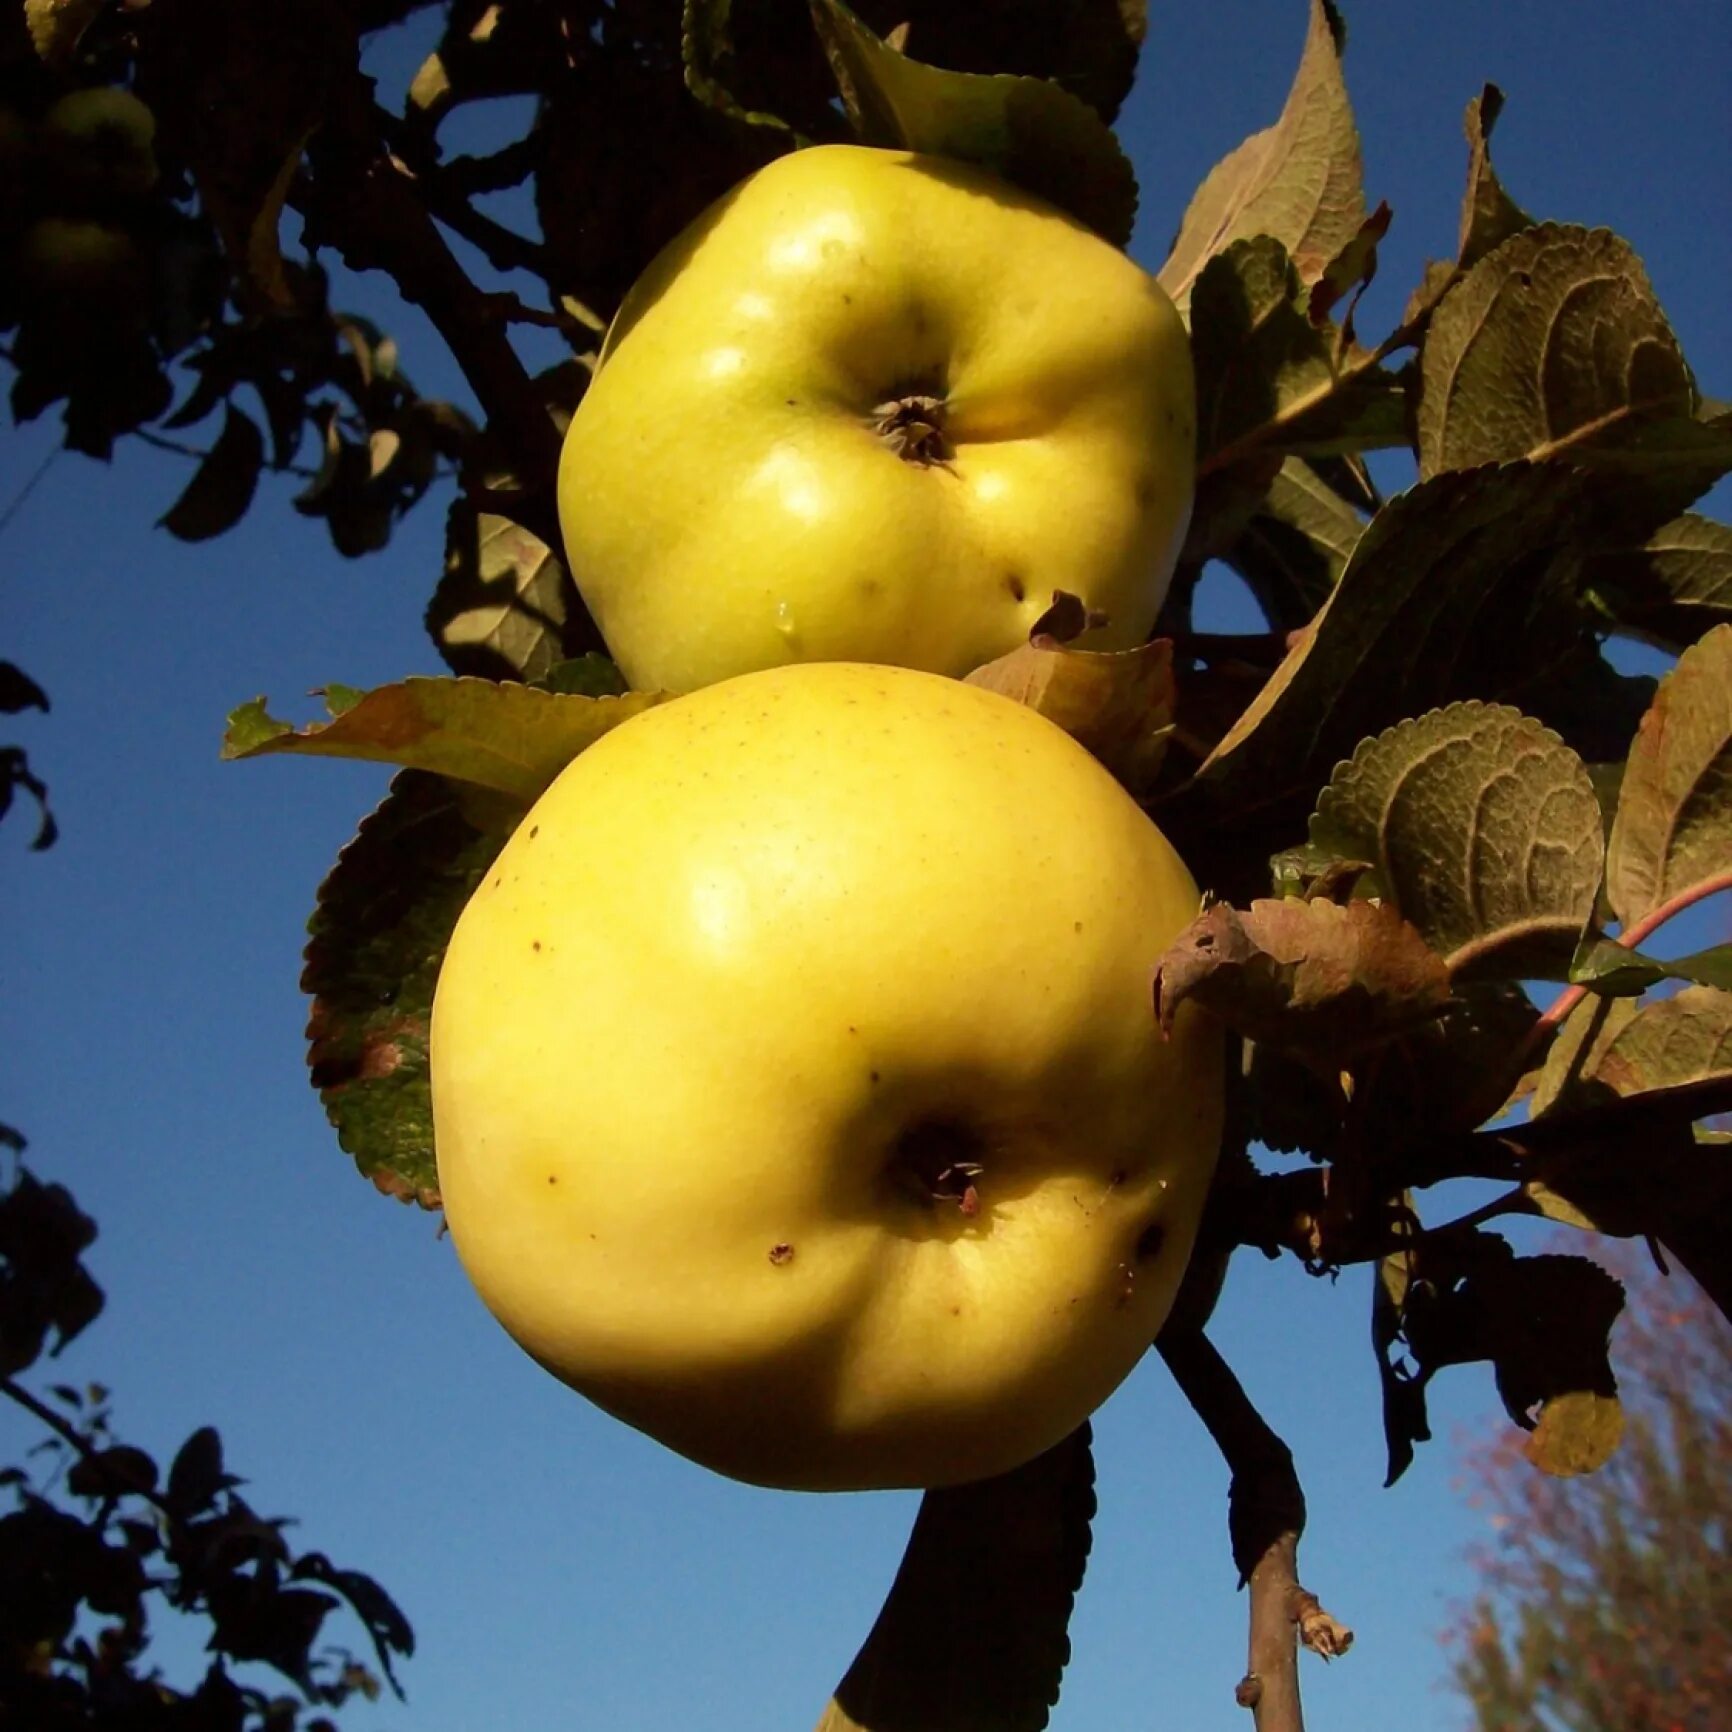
1135, 1222, 1167, 1262
869, 1069, 881, 1085
531, 940, 542, 952
529, 825, 539, 839
769, 1242, 796, 1266
546, 1174, 558, 1186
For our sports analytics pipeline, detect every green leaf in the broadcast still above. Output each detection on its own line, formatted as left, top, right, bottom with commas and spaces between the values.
681, 0, 801, 138
426, 502, 584, 685
1567, 936, 1732, 997
1157, 0, 1364, 316
1189, 464, 1592, 835
808, 0, 1137, 246
1418, 225, 1695, 481
23, 0, 104, 63
1151, 896, 1453, 1063
1453, 85, 1534, 275
303, 773, 507, 1207
1226, 457, 1366, 630
541, 654, 628, 698
818, 1425, 1094, 1732
1583, 513, 1732, 649
1190, 236, 1408, 469
221, 677, 668, 804
1589, 984, 1732, 1102
1605, 623, 1732, 927
158, 407, 264, 543
1530, 994, 1638, 1119
1309, 703, 1603, 980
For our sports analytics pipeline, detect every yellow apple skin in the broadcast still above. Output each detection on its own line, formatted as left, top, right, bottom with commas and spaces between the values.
557, 144, 1196, 694
431, 662, 1222, 1491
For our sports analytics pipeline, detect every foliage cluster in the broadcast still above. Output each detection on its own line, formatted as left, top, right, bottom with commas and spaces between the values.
5, 1, 1730, 1727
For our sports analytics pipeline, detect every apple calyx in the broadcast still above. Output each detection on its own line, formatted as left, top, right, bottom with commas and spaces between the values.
872, 391, 953, 466
888, 1116, 987, 1215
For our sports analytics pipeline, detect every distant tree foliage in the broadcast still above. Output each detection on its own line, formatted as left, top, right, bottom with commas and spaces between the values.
1449, 1248, 1732, 1732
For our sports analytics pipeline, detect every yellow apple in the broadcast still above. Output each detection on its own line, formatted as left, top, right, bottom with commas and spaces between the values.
431, 662, 1222, 1490
42, 87, 158, 196
557, 144, 1195, 694
14, 215, 145, 311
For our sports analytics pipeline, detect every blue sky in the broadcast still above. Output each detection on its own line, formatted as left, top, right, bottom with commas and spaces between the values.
3, 3, 1728, 1728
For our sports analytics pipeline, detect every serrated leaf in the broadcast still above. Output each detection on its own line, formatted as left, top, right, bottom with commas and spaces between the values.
1158, 0, 1363, 315
427, 503, 583, 684
1307, 199, 1390, 332
303, 772, 508, 1207
1309, 704, 1603, 979
1189, 464, 1592, 835
818, 1425, 1093, 1732
221, 677, 668, 803
1590, 984, 1732, 1102
159, 407, 264, 543
1583, 513, 1732, 649
1152, 897, 1452, 1062
808, 0, 1137, 245
680, 0, 801, 137
1418, 225, 1695, 481
964, 636, 1173, 796
1190, 236, 1407, 471
541, 655, 628, 698
1605, 624, 1732, 926
1523, 1388, 1624, 1477
1227, 457, 1365, 629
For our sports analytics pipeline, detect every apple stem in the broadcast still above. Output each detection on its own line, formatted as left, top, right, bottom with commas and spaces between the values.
871, 393, 954, 466
1157, 1328, 1353, 1730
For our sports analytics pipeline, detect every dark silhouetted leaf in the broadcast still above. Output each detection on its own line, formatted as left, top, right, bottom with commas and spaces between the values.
819, 1425, 1094, 1732
166, 1426, 235, 1519
159, 407, 265, 543
0, 663, 49, 713
1583, 513, 1732, 649
1, 746, 58, 850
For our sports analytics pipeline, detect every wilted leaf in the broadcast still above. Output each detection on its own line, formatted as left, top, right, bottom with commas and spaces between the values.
809, 0, 1137, 246
1418, 225, 1695, 481
1186, 465, 1592, 836
1309, 704, 1604, 979
1190, 236, 1407, 473
1226, 457, 1366, 629
1524, 1388, 1624, 1477
222, 677, 668, 803
818, 1425, 1094, 1732
1152, 897, 1452, 1062
159, 408, 265, 543
1158, 0, 1363, 315
302, 771, 509, 1207
965, 636, 1173, 795
1605, 624, 1732, 927
1583, 513, 1732, 649
427, 503, 584, 684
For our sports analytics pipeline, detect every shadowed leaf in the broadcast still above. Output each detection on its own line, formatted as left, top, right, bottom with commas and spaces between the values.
965, 636, 1173, 795
302, 771, 511, 1208
808, 0, 1137, 245
1605, 624, 1732, 926
1158, 0, 1362, 315
1226, 457, 1366, 629
1309, 703, 1603, 979
818, 1425, 1094, 1732
1583, 513, 1732, 649
1185, 465, 1593, 836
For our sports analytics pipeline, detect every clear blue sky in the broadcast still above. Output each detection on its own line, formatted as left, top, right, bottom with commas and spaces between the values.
4, 3, 1728, 1728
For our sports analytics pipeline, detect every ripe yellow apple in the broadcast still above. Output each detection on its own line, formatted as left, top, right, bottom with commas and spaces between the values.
431, 662, 1222, 1490
557, 144, 1195, 694
15, 216, 146, 311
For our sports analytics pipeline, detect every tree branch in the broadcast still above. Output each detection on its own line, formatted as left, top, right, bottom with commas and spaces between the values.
1156, 1329, 1352, 1730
